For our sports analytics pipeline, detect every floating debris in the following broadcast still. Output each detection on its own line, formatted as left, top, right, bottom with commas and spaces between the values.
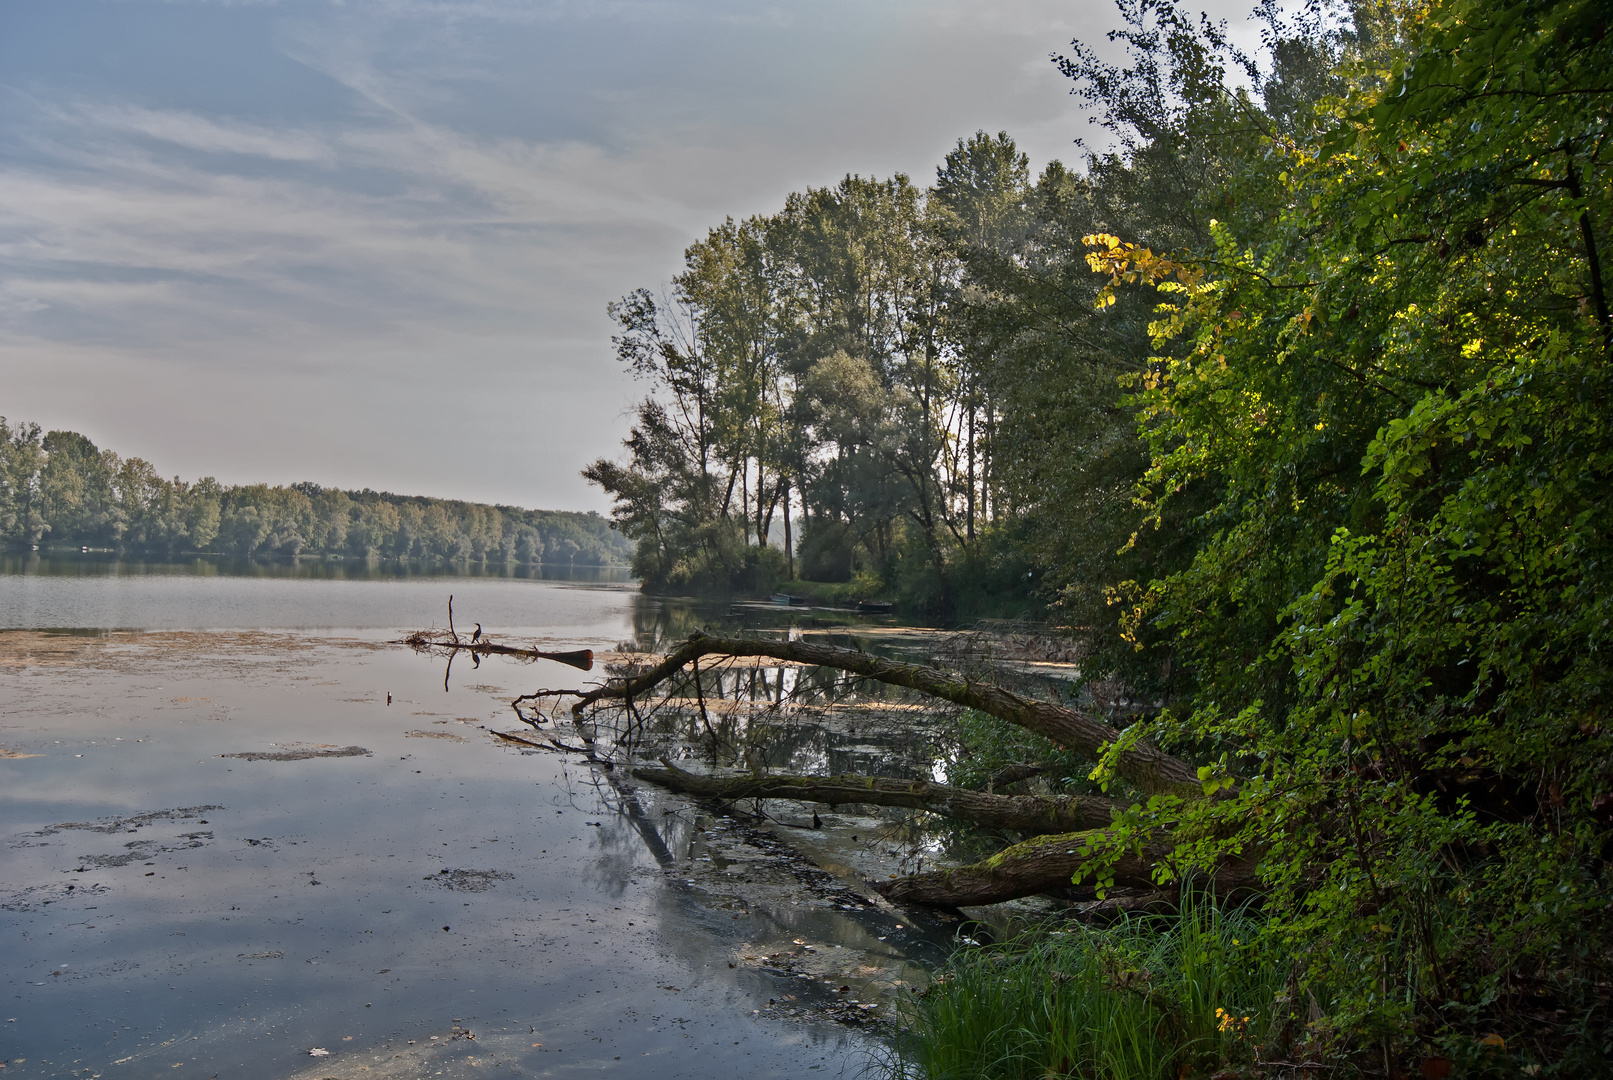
425, 868, 514, 892
222, 746, 370, 762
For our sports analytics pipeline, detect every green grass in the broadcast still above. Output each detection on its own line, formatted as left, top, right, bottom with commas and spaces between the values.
772, 573, 888, 605
894, 895, 1286, 1080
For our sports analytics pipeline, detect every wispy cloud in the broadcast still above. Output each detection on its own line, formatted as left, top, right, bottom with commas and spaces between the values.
1, 0, 1256, 507
93, 103, 333, 161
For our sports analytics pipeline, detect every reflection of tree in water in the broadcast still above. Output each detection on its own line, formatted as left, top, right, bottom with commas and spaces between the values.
558, 645, 1034, 897
421, 608, 1213, 911
482, 623, 982, 903
533, 632, 1251, 910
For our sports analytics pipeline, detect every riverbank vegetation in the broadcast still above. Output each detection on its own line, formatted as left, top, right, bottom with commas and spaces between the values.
0, 423, 631, 565
575, 0, 1613, 1073
899, 897, 1284, 1080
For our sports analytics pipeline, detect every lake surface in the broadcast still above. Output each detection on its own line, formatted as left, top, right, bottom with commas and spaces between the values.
0, 559, 946, 1080
0, 554, 635, 634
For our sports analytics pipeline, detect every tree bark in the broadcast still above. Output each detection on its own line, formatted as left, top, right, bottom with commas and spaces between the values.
573, 632, 1201, 797
877, 829, 1261, 908
782, 478, 793, 579
631, 760, 1123, 835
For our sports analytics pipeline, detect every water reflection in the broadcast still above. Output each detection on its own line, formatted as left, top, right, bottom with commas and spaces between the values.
0, 555, 641, 632
0, 559, 997, 1080
0, 551, 634, 583
0, 629, 883, 1080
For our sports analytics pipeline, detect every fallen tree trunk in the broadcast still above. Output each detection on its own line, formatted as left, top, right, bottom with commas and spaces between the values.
877, 829, 1262, 908
401, 630, 594, 671
631, 761, 1123, 835
440, 628, 1253, 909
574, 632, 1202, 797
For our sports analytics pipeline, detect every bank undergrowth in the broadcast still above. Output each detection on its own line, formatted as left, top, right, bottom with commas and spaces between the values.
897, 898, 1285, 1080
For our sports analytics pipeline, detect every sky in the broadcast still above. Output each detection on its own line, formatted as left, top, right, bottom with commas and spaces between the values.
1, 0, 1260, 512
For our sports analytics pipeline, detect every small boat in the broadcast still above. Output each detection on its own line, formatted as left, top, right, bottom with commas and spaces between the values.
857, 600, 894, 614
771, 593, 806, 606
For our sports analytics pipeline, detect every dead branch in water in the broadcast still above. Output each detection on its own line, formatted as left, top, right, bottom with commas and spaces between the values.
590, 633, 1262, 909
878, 831, 1260, 908
491, 729, 591, 755
572, 631, 1200, 797
416, 626, 1255, 910
399, 598, 594, 672
400, 629, 594, 671
631, 757, 1259, 908
632, 760, 1123, 835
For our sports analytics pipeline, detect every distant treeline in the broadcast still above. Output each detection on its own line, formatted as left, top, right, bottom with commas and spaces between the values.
0, 420, 632, 565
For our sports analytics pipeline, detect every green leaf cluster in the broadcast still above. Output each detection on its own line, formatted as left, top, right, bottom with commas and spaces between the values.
1101, 0, 1613, 1068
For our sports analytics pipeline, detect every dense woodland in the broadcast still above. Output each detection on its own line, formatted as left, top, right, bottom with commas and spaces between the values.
0, 422, 631, 565
584, 0, 1613, 1073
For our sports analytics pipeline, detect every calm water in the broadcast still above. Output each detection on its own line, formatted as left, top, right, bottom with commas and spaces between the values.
0, 558, 927, 1080
0, 554, 636, 634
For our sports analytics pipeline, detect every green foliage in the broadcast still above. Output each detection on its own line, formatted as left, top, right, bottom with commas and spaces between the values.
594, 2, 1611, 1065
0, 418, 48, 544
0, 420, 630, 565
1065, 0, 1613, 1067
898, 898, 1286, 1080
866, 0, 1613, 1071
771, 571, 888, 606
941, 708, 1089, 795
588, 156, 1041, 610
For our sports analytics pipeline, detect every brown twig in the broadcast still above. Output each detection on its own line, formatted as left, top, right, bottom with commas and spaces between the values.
491, 729, 550, 749
509, 688, 586, 727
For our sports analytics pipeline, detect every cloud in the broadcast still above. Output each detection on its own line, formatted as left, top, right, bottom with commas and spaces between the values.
1, 0, 1261, 509
92, 103, 332, 161
1, 92, 678, 343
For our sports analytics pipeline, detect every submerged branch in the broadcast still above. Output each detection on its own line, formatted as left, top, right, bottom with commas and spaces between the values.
400, 625, 1248, 910
631, 760, 1124, 835
400, 629, 595, 671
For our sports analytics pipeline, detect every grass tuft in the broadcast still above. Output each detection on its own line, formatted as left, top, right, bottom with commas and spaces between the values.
893, 893, 1285, 1080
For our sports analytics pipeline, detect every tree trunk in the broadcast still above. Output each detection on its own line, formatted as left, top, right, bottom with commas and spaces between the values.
631, 760, 1122, 835
755, 457, 767, 548
783, 478, 793, 579
967, 398, 976, 541
573, 632, 1202, 797
877, 829, 1262, 908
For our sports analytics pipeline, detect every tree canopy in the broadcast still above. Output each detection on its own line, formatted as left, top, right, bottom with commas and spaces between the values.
582, 0, 1613, 1070
0, 421, 630, 565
